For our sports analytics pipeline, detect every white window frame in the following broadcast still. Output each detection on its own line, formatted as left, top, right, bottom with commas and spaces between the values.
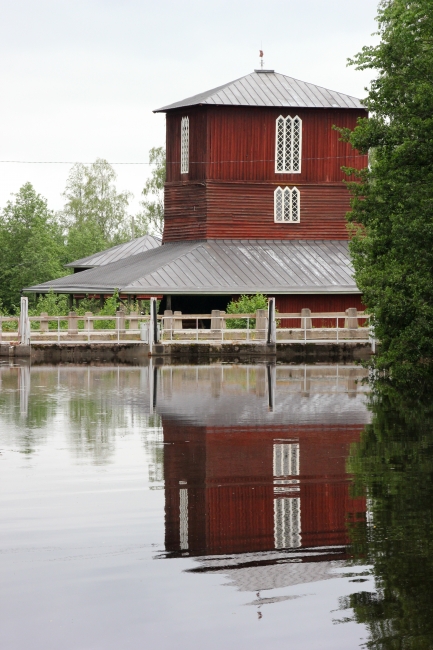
180, 116, 189, 174
274, 186, 300, 223
179, 488, 188, 550
274, 497, 301, 549
275, 115, 302, 173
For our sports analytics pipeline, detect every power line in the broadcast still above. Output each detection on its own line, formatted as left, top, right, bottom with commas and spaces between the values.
0, 154, 366, 165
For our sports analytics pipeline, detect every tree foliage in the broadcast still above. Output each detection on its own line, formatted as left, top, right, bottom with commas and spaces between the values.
137, 146, 165, 237
341, 377, 433, 648
0, 149, 166, 313
62, 158, 133, 262
0, 183, 65, 311
341, 0, 433, 373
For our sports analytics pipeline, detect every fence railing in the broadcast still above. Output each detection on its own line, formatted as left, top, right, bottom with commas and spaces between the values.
0, 306, 373, 347
0, 312, 151, 345
158, 308, 371, 344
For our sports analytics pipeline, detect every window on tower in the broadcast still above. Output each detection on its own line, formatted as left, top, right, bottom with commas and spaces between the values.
181, 116, 189, 174
274, 187, 300, 223
275, 115, 302, 173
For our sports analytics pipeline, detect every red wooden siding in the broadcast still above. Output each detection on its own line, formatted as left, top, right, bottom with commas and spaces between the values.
205, 106, 366, 183
164, 181, 352, 241
163, 105, 367, 243
163, 182, 207, 240
166, 107, 207, 183
275, 294, 365, 327
163, 420, 366, 556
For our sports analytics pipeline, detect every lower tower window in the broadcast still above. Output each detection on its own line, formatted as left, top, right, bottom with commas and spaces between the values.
274, 187, 300, 223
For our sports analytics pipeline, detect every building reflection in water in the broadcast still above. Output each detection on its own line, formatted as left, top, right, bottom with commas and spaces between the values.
0, 360, 370, 597
155, 363, 368, 593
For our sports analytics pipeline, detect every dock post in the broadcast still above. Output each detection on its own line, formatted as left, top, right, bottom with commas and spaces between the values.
267, 298, 276, 344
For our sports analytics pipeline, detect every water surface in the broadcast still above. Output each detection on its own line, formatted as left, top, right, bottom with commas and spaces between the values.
0, 361, 392, 649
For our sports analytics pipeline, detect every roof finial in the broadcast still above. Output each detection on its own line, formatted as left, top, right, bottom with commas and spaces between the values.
259, 49, 264, 69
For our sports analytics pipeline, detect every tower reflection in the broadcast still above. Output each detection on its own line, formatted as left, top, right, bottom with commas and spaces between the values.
163, 420, 366, 557
158, 365, 367, 565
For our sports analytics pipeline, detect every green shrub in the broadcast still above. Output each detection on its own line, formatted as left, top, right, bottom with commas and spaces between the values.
226, 294, 268, 329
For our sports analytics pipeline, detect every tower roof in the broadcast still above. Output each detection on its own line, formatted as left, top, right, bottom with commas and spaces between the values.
154, 70, 364, 112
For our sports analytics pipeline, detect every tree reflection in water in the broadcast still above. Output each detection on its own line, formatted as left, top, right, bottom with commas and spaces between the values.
342, 379, 433, 649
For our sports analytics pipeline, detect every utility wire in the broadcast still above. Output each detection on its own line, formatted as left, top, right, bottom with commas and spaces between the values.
0, 154, 367, 165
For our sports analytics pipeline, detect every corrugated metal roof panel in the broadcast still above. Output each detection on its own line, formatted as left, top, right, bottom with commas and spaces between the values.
154, 71, 364, 112
25, 240, 360, 295
65, 235, 161, 268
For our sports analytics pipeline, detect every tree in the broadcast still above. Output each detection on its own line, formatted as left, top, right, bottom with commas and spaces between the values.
340, 0, 433, 376
62, 158, 133, 262
0, 183, 65, 311
137, 147, 165, 237
340, 378, 433, 648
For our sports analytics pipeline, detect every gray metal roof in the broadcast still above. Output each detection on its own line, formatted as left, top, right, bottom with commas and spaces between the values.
154, 70, 364, 112
65, 235, 161, 269
25, 240, 360, 295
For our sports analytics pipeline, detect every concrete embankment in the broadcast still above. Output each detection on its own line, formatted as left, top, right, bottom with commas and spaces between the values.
1, 341, 373, 363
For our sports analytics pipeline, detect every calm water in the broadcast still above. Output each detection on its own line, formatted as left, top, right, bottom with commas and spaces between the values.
1, 361, 428, 649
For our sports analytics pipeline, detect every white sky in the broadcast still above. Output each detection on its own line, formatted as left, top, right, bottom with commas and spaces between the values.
0, 0, 380, 215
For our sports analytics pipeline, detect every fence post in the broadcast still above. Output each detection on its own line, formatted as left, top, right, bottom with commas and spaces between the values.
267, 298, 276, 344
68, 311, 78, 334
164, 310, 173, 340
256, 309, 267, 340
19, 297, 31, 346
211, 310, 220, 330
150, 297, 159, 349
40, 312, 49, 333
345, 308, 359, 329
173, 311, 183, 330
129, 311, 138, 331
84, 312, 93, 331
116, 309, 125, 334
301, 308, 312, 330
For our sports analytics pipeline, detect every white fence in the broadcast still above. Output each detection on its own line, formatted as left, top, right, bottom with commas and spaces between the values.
0, 302, 373, 347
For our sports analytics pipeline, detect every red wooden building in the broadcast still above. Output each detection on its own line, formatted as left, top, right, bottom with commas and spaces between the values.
27, 69, 367, 313
158, 71, 367, 244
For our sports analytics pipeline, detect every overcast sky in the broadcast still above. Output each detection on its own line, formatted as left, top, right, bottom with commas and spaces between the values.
0, 0, 380, 214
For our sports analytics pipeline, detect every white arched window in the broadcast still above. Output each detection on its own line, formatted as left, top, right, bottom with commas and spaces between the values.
180, 116, 189, 174
274, 187, 300, 223
275, 115, 302, 173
